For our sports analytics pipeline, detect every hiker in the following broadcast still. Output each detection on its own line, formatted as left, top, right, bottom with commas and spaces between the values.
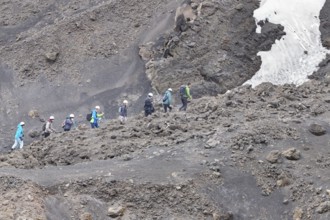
144, 93, 155, 117
62, 114, 75, 131
43, 116, 56, 138
11, 122, 25, 150
179, 82, 192, 111
90, 106, 104, 128
119, 100, 128, 124
162, 88, 173, 113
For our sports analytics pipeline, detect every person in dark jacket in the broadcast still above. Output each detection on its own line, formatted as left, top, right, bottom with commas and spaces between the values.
62, 114, 75, 131
119, 100, 128, 124
12, 122, 25, 150
144, 93, 155, 117
179, 82, 192, 111
162, 88, 173, 113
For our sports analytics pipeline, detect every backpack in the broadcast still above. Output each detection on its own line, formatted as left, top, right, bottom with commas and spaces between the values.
179, 85, 186, 96
42, 123, 46, 131
118, 106, 122, 113
86, 113, 92, 121
163, 93, 168, 102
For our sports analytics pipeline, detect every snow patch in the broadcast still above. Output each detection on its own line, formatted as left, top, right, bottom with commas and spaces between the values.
246, 0, 329, 87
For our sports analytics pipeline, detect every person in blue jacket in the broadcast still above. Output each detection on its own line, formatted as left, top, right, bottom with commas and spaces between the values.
162, 88, 173, 113
90, 105, 104, 128
12, 122, 25, 150
62, 114, 75, 131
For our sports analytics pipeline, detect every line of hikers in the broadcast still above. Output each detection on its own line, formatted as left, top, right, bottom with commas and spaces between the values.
144, 83, 192, 116
11, 83, 192, 150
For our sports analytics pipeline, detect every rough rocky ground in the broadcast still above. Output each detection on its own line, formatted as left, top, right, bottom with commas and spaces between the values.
1, 79, 330, 219
1, 0, 330, 219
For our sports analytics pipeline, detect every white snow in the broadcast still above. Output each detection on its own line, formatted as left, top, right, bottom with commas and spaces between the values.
245, 0, 329, 87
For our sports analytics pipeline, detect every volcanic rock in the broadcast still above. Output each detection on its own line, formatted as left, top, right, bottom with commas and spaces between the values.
108, 205, 125, 217
282, 148, 301, 160
266, 150, 281, 164
316, 201, 330, 214
308, 123, 326, 136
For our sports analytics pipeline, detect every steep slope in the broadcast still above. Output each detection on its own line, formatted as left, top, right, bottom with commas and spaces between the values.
0, 0, 180, 148
1, 0, 330, 219
0, 0, 285, 149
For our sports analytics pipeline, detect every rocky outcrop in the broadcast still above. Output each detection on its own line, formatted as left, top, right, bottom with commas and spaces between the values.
141, 0, 285, 97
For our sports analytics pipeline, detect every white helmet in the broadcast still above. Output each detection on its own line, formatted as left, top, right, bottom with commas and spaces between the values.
123, 100, 128, 104
168, 88, 172, 92
20, 122, 25, 126
148, 93, 153, 97
49, 116, 55, 120
95, 106, 100, 110
69, 114, 75, 118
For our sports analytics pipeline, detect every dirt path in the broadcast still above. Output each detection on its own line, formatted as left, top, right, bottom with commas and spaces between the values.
0, 143, 203, 186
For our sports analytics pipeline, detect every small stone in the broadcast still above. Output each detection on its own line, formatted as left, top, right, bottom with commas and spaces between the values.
213, 212, 221, 220
28, 110, 39, 118
308, 123, 326, 136
277, 178, 290, 187
45, 51, 59, 62
80, 212, 93, 220
187, 42, 196, 47
316, 187, 323, 195
282, 148, 301, 160
266, 150, 281, 164
27, 195, 34, 202
89, 13, 96, 21
123, 156, 132, 161
235, 4, 244, 11
108, 205, 125, 217
205, 139, 219, 149
28, 130, 41, 138
247, 146, 254, 153
293, 207, 303, 219
283, 199, 289, 205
